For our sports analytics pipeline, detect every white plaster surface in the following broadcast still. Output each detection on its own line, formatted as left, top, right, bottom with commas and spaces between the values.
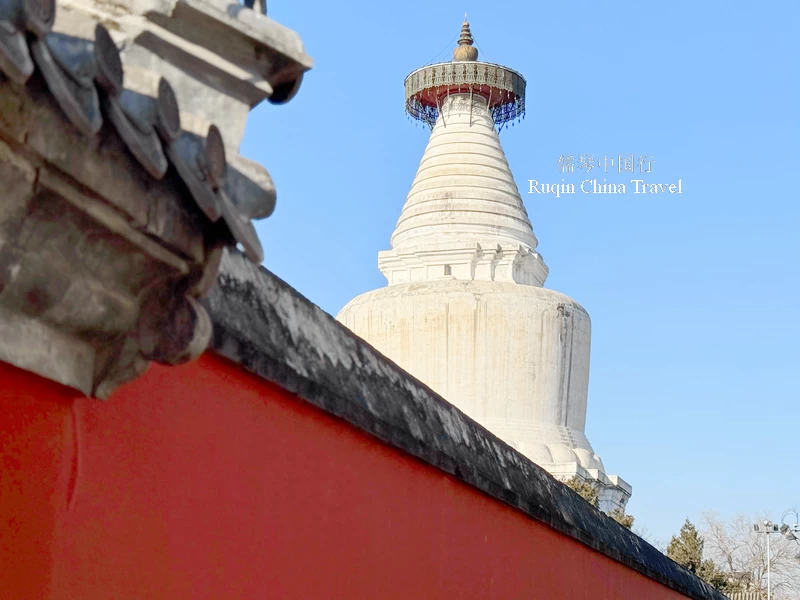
380, 94, 548, 287
391, 95, 538, 253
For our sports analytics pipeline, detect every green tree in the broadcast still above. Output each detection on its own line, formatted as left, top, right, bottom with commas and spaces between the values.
564, 476, 635, 529
667, 519, 705, 573
610, 507, 635, 530
564, 475, 598, 508
666, 519, 731, 592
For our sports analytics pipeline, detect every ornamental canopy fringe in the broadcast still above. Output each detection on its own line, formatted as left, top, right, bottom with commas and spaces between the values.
404, 61, 526, 129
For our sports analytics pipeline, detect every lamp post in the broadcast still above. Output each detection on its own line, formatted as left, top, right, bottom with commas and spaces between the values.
753, 520, 777, 600
753, 511, 800, 600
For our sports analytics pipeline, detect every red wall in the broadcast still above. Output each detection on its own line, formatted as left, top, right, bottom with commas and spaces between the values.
0, 354, 689, 599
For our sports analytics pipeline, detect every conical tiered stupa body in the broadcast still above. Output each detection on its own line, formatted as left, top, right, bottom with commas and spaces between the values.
337, 21, 630, 512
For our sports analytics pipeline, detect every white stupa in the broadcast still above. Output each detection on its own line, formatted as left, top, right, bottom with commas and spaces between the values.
337, 20, 631, 512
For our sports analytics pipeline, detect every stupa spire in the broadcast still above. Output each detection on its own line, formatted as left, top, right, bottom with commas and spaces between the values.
453, 17, 478, 61
394, 19, 543, 286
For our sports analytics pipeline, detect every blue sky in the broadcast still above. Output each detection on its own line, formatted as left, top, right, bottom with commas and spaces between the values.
241, 1, 800, 544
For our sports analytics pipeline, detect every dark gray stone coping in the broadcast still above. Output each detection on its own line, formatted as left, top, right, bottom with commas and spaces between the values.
203, 250, 727, 600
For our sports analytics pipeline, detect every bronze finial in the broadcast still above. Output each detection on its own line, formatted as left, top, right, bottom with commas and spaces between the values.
452, 18, 478, 62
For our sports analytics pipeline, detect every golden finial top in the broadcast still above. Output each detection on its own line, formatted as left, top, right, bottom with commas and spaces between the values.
452, 17, 478, 62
